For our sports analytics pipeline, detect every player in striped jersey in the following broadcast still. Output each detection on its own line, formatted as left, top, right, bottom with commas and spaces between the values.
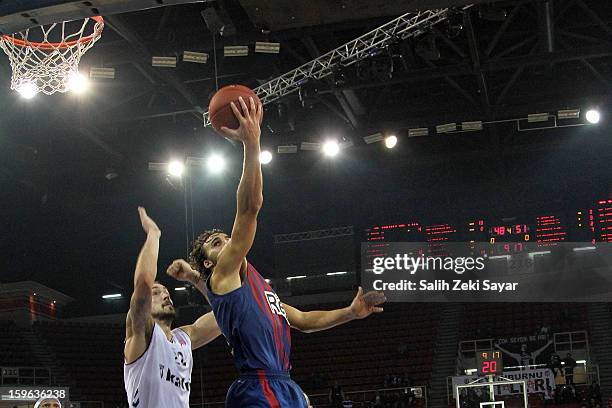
167, 96, 386, 407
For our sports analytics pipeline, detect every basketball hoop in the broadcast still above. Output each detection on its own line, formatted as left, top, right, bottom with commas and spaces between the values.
0, 16, 104, 96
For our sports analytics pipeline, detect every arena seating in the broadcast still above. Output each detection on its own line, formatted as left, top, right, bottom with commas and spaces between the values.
14, 301, 593, 406
23, 303, 437, 405
0, 320, 39, 367
33, 320, 125, 404
191, 303, 439, 404
459, 303, 588, 340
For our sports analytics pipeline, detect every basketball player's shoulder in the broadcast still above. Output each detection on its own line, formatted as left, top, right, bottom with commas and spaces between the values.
124, 321, 157, 365
173, 326, 191, 343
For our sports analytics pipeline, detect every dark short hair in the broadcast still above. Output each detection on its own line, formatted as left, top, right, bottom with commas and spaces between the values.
189, 229, 225, 276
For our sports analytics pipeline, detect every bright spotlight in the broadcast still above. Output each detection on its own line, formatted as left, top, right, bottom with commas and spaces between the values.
322, 140, 340, 157
167, 160, 185, 178
207, 154, 226, 173
385, 135, 398, 149
68, 72, 88, 93
586, 109, 600, 124
16, 81, 38, 99
260, 150, 273, 164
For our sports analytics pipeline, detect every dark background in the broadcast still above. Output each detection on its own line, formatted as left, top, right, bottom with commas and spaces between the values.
0, 0, 610, 315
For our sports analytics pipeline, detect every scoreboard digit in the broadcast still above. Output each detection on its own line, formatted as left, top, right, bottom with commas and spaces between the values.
476, 350, 504, 376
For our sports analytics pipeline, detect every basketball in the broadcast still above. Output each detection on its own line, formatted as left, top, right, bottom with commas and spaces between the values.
208, 84, 262, 131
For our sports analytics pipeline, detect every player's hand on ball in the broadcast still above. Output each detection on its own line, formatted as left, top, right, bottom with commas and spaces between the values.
349, 287, 386, 319
167, 259, 200, 283
219, 96, 262, 144
138, 207, 161, 237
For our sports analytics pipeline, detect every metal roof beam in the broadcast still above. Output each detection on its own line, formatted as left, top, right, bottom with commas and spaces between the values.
104, 15, 205, 123
203, 7, 462, 125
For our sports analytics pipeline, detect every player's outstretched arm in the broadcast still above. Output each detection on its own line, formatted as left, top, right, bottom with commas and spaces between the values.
166, 259, 222, 349
125, 207, 160, 363
283, 287, 386, 333
214, 96, 264, 280
180, 312, 222, 350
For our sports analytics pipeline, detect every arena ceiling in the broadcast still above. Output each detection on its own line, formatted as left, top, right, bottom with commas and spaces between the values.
0, 0, 610, 313
1, 0, 610, 165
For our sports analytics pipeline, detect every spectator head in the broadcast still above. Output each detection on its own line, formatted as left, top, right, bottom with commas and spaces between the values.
34, 399, 61, 408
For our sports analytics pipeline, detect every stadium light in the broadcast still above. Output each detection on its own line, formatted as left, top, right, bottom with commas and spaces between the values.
384, 135, 398, 149
224, 46, 249, 57
363, 132, 384, 144
322, 140, 340, 157
527, 113, 549, 123
278, 145, 298, 154
557, 109, 580, 120
152, 56, 177, 67
168, 160, 185, 178
528, 251, 551, 258
90, 67, 115, 79
175, 287, 187, 291
183, 51, 208, 64
573, 246, 596, 252
286, 275, 307, 280
436, 123, 457, 133
260, 150, 273, 164
301, 142, 321, 151
340, 140, 353, 150
586, 109, 600, 124
102, 293, 122, 299
207, 154, 226, 174
16, 81, 38, 99
326, 272, 348, 276
255, 42, 281, 54
408, 128, 429, 137
461, 121, 483, 131
68, 72, 88, 93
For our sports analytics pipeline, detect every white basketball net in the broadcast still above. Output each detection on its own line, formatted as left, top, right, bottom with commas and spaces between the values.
0, 17, 103, 95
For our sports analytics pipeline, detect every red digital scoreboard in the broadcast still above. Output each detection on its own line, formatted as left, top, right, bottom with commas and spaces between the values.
476, 350, 504, 376
364, 199, 612, 251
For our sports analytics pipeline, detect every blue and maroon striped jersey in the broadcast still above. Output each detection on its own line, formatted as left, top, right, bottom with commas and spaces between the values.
206, 262, 292, 373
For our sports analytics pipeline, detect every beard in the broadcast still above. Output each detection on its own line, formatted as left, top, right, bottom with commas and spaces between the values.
152, 305, 176, 324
